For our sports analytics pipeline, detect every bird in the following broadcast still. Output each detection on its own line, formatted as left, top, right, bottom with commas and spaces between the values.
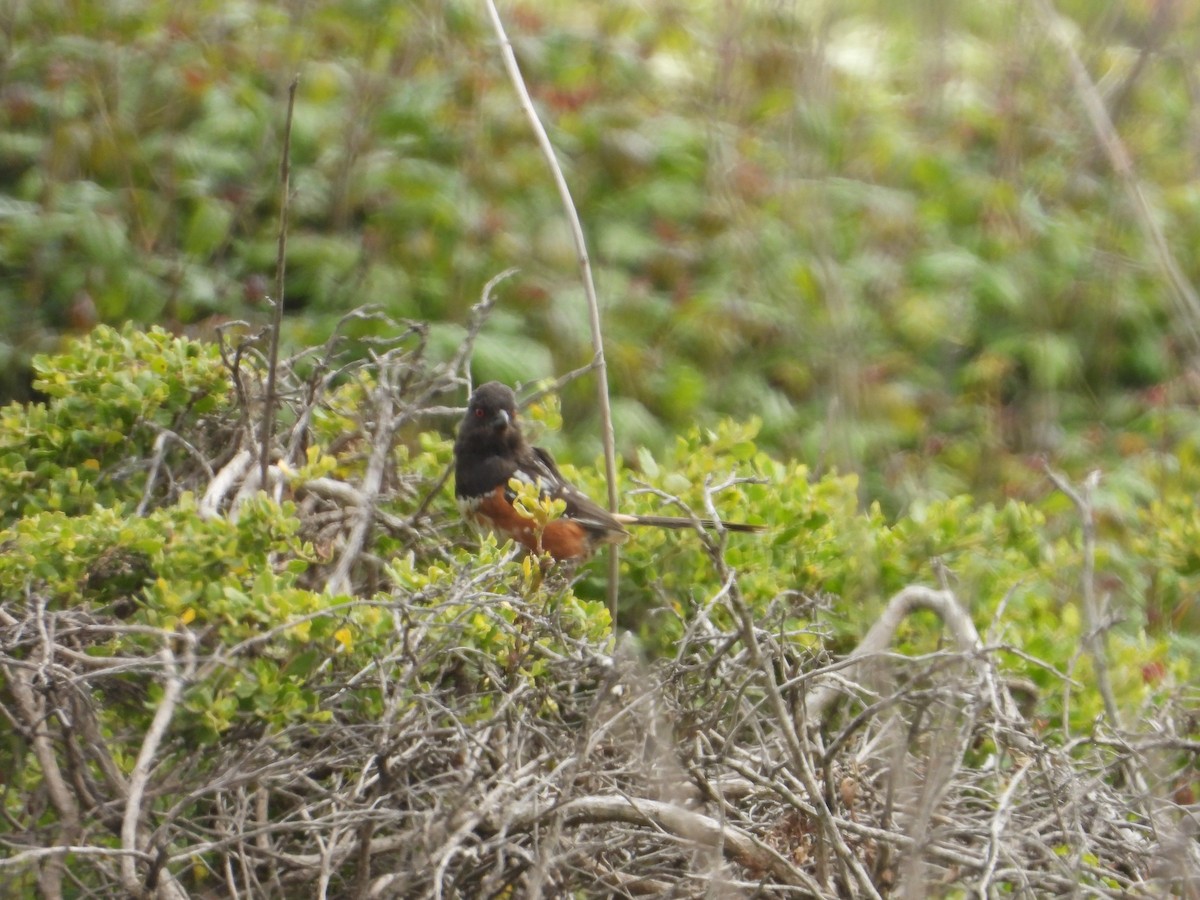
453, 381, 763, 561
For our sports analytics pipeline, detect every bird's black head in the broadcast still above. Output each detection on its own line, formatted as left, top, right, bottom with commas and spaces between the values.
454, 381, 524, 496
462, 381, 518, 436
454, 381, 521, 451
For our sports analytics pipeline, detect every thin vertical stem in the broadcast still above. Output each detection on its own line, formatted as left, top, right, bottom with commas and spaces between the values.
483, 1, 621, 617
261, 76, 299, 492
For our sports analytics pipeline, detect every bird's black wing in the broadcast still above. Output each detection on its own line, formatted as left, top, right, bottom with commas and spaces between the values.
510, 445, 628, 538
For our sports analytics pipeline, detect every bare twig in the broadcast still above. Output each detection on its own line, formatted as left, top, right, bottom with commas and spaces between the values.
326, 360, 398, 595
1042, 465, 1172, 853
520, 355, 604, 408
3, 656, 81, 898
200, 447, 254, 519
135, 431, 170, 518
451, 267, 517, 388
977, 759, 1034, 898
507, 794, 820, 891
119, 636, 194, 900
806, 586, 982, 725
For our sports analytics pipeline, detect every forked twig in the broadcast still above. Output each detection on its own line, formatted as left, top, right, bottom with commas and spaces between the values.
452, 267, 517, 389
1042, 465, 1119, 727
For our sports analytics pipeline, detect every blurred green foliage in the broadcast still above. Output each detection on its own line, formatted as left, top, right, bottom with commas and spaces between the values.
4, 0, 1200, 514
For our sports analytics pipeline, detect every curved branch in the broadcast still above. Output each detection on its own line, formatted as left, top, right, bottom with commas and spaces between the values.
807, 586, 981, 724
510, 795, 820, 891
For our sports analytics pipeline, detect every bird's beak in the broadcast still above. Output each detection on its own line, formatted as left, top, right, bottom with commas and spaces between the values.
492, 409, 510, 430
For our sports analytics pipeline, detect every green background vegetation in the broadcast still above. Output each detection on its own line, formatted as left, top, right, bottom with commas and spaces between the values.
6, 0, 1200, 508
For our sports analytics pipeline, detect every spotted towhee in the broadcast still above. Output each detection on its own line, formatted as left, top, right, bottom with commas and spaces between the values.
454, 381, 763, 561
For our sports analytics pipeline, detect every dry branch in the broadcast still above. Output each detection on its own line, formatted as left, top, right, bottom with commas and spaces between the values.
119, 639, 194, 900
508, 795, 819, 890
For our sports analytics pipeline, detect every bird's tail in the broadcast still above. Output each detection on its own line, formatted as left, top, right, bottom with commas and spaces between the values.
622, 514, 764, 533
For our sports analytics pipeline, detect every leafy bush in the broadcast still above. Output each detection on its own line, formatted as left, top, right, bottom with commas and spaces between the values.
1, 326, 1196, 896
0, 325, 231, 521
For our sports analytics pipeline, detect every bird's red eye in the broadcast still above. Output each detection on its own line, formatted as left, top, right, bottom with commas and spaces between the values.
474, 408, 485, 418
